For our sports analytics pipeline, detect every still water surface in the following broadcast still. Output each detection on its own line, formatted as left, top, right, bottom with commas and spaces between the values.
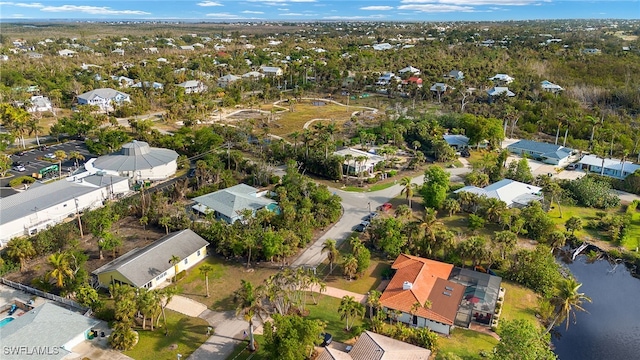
552, 255, 640, 360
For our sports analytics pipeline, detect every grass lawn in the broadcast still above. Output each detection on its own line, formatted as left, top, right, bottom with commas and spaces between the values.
306, 294, 364, 343
499, 281, 540, 323
177, 256, 278, 311
325, 256, 391, 294
547, 204, 606, 238
265, 100, 357, 137
123, 309, 210, 360
368, 182, 396, 192
621, 208, 640, 250
436, 328, 498, 360
343, 186, 366, 192
226, 335, 269, 360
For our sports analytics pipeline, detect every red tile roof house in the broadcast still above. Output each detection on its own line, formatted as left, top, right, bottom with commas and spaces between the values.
402, 77, 423, 87
380, 254, 465, 335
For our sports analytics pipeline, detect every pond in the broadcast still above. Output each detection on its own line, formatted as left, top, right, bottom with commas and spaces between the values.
552, 254, 640, 360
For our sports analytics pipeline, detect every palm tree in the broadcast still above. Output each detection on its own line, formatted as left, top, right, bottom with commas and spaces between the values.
234, 280, 268, 352
6, 237, 36, 272
159, 215, 171, 235
394, 204, 412, 220
338, 295, 364, 331
410, 301, 421, 322
416, 208, 443, 256
442, 198, 461, 217
343, 254, 358, 281
158, 286, 178, 335
400, 176, 417, 209
68, 150, 85, 168
545, 278, 592, 333
343, 154, 353, 183
366, 290, 382, 319
26, 117, 43, 147
46, 252, 74, 288
321, 239, 339, 273
169, 255, 181, 283
200, 264, 214, 298
54, 150, 67, 179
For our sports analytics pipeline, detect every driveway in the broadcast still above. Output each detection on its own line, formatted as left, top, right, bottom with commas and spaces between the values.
188, 310, 257, 360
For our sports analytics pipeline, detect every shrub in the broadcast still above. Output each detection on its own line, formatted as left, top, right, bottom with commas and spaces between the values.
565, 176, 620, 209
9, 176, 35, 188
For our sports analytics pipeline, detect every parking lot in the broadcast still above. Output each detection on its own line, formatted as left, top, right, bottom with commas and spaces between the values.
2, 141, 95, 196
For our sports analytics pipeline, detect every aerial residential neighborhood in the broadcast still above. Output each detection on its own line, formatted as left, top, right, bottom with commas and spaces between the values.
0, 15, 639, 360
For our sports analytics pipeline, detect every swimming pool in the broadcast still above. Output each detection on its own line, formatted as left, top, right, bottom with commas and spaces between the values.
0, 316, 15, 328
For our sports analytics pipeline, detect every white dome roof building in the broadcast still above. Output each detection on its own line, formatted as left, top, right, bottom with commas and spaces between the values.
85, 140, 179, 181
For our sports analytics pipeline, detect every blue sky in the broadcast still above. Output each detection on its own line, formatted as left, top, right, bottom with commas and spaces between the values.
0, 0, 638, 21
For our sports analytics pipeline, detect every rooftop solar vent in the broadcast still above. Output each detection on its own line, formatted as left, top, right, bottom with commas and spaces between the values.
443, 291, 451, 296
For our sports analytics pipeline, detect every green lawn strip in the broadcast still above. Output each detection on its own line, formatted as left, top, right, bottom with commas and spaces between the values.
123, 309, 210, 360
499, 281, 540, 323
436, 328, 498, 360
226, 335, 269, 360
177, 256, 278, 311
368, 182, 395, 192
342, 186, 366, 192
306, 294, 364, 343
621, 211, 640, 250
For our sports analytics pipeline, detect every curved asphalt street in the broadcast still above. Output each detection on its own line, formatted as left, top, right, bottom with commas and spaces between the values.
291, 164, 472, 268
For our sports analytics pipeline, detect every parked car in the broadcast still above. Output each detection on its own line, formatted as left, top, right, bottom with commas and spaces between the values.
15, 151, 25, 156
39, 145, 48, 151
13, 165, 26, 172
379, 202, 392, 212
321, 333, 333, 347
364, 212, 379, 222
354, 221, 370, 232
566, 163, 577, 170
188, 168, 196, 178
44, 153, 56, 159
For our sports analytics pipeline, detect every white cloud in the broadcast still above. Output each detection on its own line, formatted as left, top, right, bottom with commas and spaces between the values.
205, 12, 244, 18
360, 6, 393, 10
280, 12, 304, 15
401, 0, 537, 5
242, 10, 264, 14
290, 0, 317, 2
0, 2, 44, 8
40, 5, 150, 15
197, 1, 223, 6
398, 4, 474, 12
277, 8, 289, 10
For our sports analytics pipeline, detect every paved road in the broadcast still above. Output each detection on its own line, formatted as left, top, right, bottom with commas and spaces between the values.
291, 164, 472, 269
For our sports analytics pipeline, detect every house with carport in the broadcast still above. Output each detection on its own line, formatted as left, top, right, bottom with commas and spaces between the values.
577, 154, 640, 179
334, 148, 385, 177
93, 229, 209, 290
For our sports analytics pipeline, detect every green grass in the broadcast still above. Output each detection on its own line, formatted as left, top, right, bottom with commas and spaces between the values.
499, 281, 540, 323
343, 186, 366, 192
368, 182, 396, 192
622, 210, 640, 250
436, 328, 498, 360
123, 309, 210, 360
547, 204, 605, 237
325, 257, 390, 294
177, 256, 278, 311
226, 335, 269, 360
306, 294, 364, 343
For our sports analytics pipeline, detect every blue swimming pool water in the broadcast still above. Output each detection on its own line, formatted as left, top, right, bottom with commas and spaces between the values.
0, 316, 15, 328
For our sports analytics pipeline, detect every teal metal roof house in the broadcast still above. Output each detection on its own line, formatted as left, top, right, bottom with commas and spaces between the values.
192, 184, 277, 224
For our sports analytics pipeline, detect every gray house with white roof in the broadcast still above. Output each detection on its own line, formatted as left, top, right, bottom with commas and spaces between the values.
455, 179, 543, 208
507, 139, 574, 167
192, 184, 277, 224
93, 229, 208, 289
578, 154, 640, 179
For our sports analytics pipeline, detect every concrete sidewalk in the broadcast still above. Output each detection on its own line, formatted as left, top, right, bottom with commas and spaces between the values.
188, 310, 261, 360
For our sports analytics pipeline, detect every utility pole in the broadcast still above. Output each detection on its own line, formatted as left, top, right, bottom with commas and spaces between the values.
75, 198, 84, 239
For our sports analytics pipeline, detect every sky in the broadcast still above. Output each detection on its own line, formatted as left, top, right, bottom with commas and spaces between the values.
0, 0, 638, 21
